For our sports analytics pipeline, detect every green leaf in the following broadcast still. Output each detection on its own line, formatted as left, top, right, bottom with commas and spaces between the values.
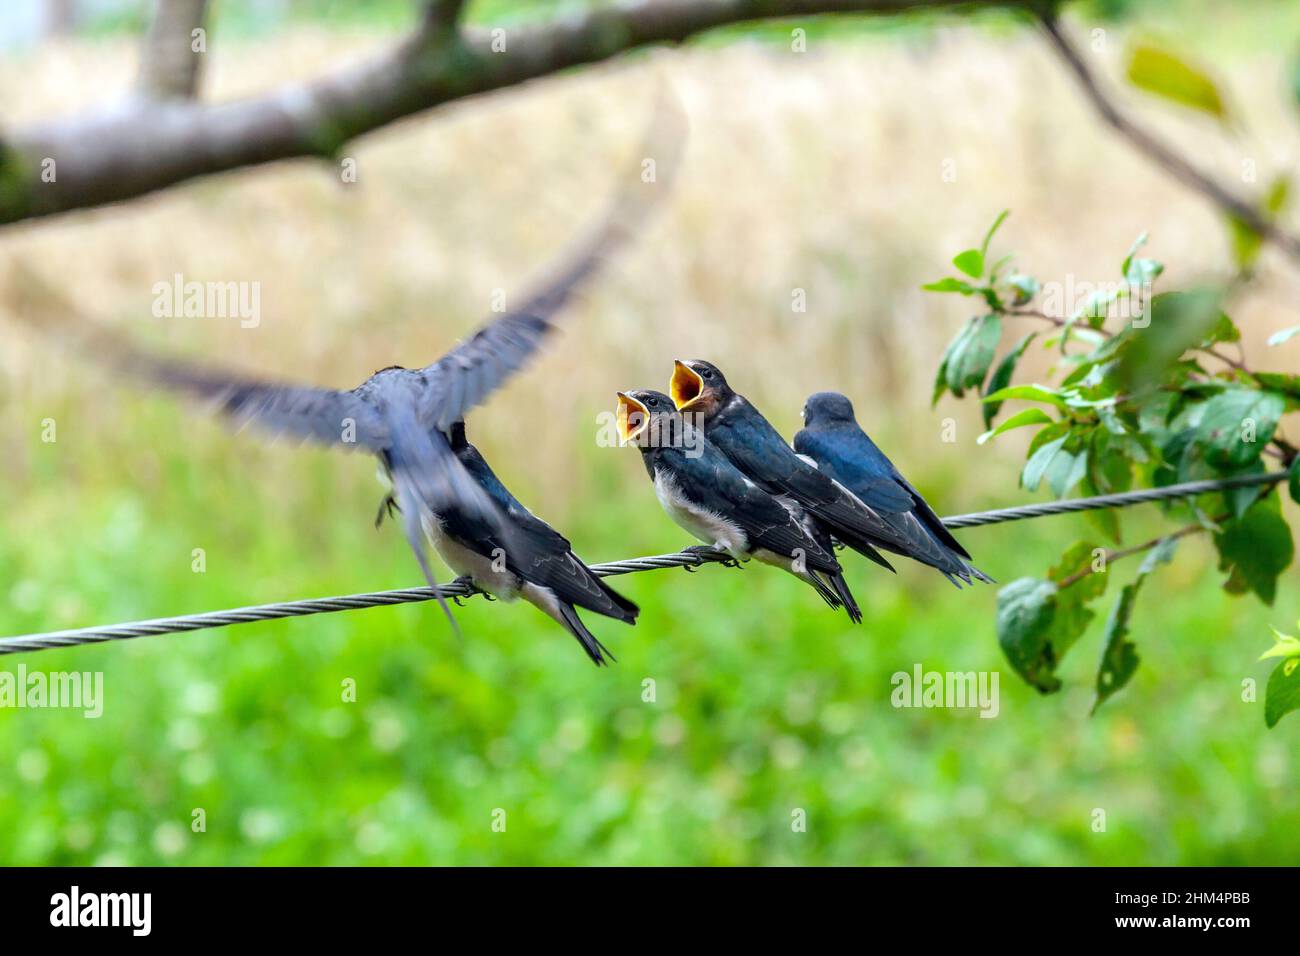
1046, 447, 1088, 499
1050, 541, 1108, 603
1090, 534, 1177, 714
1127, 42, 1229, 121
1120, 232, 1148, 277
1006, 274, 1039, 306
1259, 630, 1300, 662
998, 541, 1115, 694
1192, 388, 1285, 470
944, 314, 1002, 397
978, 407, 1053, 445
1290, 456, 1300, 504
1228, 177, 1289, 272
1120, 232, 1164, 288
1254, 373, 1300, 405
1114, 289, 1224, 392
996, 578, 1062, 693
922, 277, 978, 295
1265, 658, 1300, 728
1022, 434, 1067, 492
952, 249, 984, 279
1093, 584, 1141, 714
1268, 325, 1300, 347
981, 332, 1036, 428
982, 383, 1070, 410
1214, 496, 1295, 605
980, 209, 1010, 263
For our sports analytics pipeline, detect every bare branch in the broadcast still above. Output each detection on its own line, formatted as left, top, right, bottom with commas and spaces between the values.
1039, 12, 1300, 266
0, 0, 1031, 227
138, 0, 211, 100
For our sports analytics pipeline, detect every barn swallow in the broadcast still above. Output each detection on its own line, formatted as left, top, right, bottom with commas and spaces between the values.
14, 96, 684, 633
794, 392, 992, 587
414, 420, 638, 665
617, 389, 861, 621
669, 359, 922, 575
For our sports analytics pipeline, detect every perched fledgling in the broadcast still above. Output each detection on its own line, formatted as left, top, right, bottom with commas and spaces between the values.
617, 389, 861, 621
412, 421, 638, 665
794, 391, 991, 587
669, 359, 916, 574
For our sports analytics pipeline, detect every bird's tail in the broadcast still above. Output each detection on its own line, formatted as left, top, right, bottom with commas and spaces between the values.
593, 578, 640, 624
804, 571, 844, 611
556, 602, 616, 667
829, 527, 898, 574
825, 571, 863, 624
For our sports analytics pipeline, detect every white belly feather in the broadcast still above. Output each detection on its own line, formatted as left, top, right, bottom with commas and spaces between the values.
653, 468, 749, 558
421, 513, 523, 601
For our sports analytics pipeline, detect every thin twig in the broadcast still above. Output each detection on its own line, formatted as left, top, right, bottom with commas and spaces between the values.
1039, 12, 1300, 266
1056, 519, 1212, 590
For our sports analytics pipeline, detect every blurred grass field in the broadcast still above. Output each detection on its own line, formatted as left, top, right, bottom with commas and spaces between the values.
1, 2, 1298, 865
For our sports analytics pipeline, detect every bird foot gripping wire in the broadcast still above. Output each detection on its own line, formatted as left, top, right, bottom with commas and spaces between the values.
450, 576, 494, 605
681, 545, 743, 571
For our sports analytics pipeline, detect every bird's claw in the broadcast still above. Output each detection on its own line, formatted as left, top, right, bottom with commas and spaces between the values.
450, 575, 496, 602
374, 494, 400, 529
681, 545, 742, 570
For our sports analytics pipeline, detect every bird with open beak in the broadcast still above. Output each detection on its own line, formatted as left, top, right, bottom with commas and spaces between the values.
670, 359, 946, 578
616, 389, 861, 621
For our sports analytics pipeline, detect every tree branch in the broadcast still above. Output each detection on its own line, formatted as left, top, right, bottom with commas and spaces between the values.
0, 0, 1029, 227
1055, 519, 1212, 590
137, 0, 212, 100
1038, 12, 1300, 266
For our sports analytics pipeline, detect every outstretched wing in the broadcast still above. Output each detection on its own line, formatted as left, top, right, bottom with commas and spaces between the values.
416, 90, 686, 432
119, 359, 388, 448
6, 275, 389, 449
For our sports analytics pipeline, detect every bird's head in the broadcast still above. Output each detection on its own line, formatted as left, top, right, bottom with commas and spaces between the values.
616, 389, 680, 446
802, 391, 856, 428
670, 359, 730, 418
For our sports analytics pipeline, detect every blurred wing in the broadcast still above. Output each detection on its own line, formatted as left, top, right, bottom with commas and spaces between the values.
5, 262, 389, 449
417, 88, 686, 432
89, 332, 386, 448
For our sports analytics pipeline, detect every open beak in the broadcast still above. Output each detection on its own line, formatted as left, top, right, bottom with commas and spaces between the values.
616, 391, 650, 443
670, 360, 705, 410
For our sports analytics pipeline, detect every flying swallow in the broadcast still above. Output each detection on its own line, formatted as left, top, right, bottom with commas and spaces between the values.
671, 358, 975, 582
12, 95, 685, 632
406, 420, 637, 665
793, 391, 992, 587
616, 389, 861, 621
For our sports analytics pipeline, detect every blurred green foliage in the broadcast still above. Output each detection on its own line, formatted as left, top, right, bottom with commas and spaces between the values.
1, 399, 1296, 864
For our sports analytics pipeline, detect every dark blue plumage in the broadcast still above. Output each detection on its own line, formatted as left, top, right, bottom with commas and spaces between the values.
794, 391, 992, 587
417, 421, 638, 666
617, 390, 861, 622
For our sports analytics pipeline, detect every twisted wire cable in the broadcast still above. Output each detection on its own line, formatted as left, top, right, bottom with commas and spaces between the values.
0, 471, 1286, 657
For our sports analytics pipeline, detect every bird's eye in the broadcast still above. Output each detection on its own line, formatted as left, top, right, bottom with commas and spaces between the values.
701, 369, 713, 380
647, 398, 658, 407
